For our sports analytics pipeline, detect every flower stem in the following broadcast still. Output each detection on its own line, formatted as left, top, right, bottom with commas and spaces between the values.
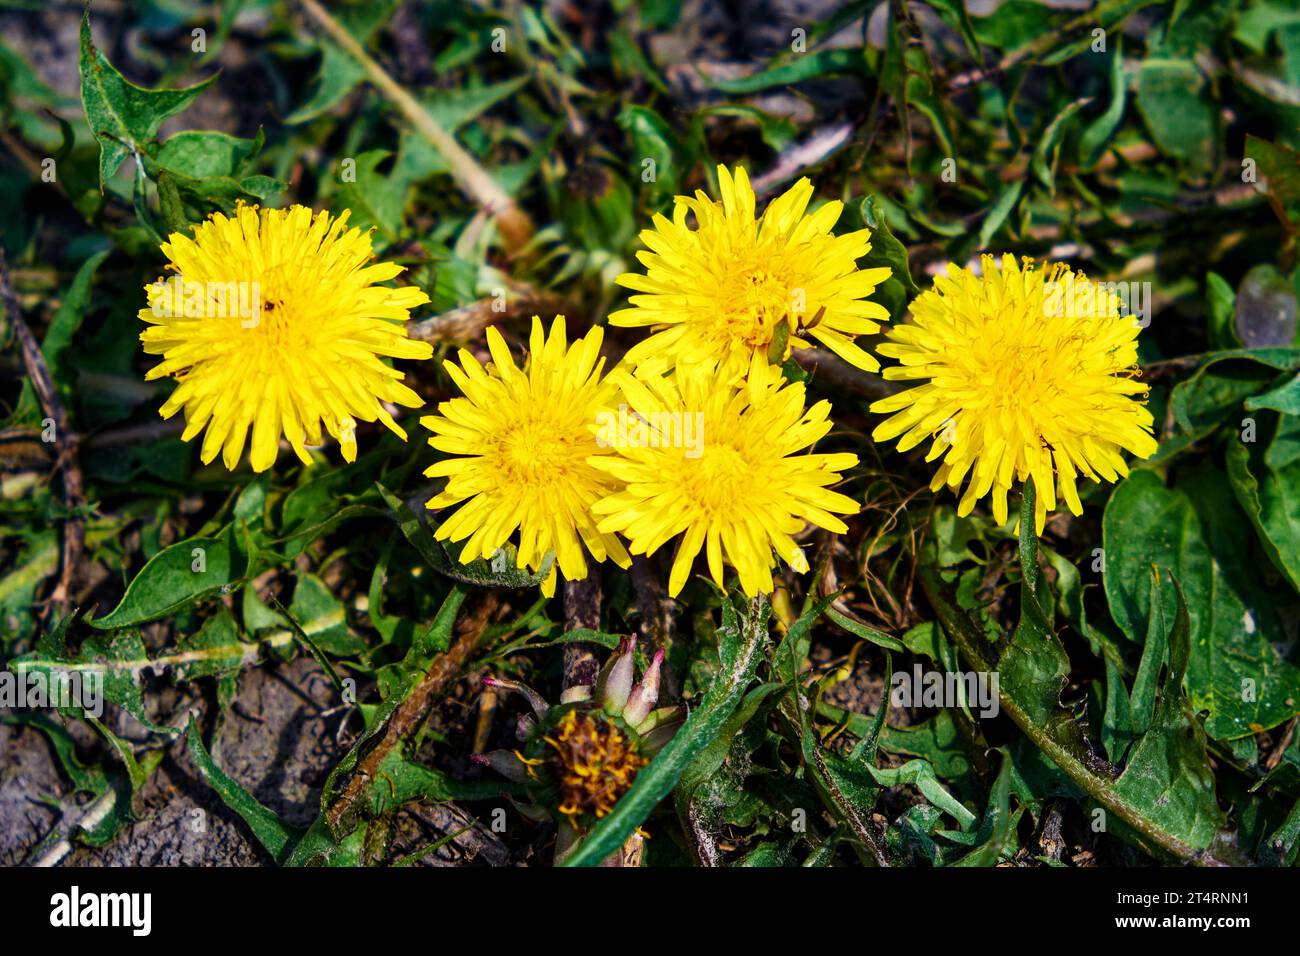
296, 0, 534, 254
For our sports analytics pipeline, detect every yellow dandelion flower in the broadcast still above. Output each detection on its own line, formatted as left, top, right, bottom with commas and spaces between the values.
591, 356, 859, 597
139, 204, 432, 472
421, 316, 631, 597
610, 165, 892, 376
870, 254, 1159, 533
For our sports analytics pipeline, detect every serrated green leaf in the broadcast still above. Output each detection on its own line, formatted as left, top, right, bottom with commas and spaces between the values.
824, 605, 906, 651
187, 718, 297, 862
619, 104, 682, 201
1227, 414, 1300, 595
1246, 134, 1300, 229
13, 630, 175, 734
154, 129, 262, 180
319, 583, 467, 836
977, 179, 1023, 249
334, 149, 406, 238
1135, 58, 1216, 172
1032, 97, 1091, 193
13, 251, 109, 423
290, 573, 365, 656
1078, 35, 1126, 168
1103, 466, 1300, 740
378, 483, 553, 588
921, 480, 1229, 864
708, 48, 862, 94
284, 0, 402, 124
1110, 576, 1224, 851
0, 531, 59, 647
949, 749, 1014, 865
79, 10, 215, 188
367, 747, 518, 818
1163, 348, 1300, 458
4, 713, 137, 851
867, 758, 976, 831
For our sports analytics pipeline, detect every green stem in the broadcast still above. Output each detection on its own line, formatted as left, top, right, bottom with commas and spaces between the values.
156, 171, 189, 237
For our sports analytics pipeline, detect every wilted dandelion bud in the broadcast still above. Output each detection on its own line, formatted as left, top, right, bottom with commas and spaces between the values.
515, 713, 536, 741
530, 708, 648, 825
621, 648, 664, 728
597, 636, 637, 714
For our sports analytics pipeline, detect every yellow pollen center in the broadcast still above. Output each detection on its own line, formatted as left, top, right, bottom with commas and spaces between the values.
679, 442, 753, 516
491, 415, 584, 485
704, 255, 800, 349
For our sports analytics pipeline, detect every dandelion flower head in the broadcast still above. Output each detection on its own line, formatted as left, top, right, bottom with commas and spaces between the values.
870, 254, 1158, 532
421, 316, 631, 597
610, 165, 891, 377
139, 204, 432, 472
591, 355, 859, 597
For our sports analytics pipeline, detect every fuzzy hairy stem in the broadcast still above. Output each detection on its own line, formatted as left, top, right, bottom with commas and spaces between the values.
561, 575, 603, 695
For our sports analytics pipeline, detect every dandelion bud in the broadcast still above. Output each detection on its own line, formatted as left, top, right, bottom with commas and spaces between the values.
598, 636, 637, 714
622, 648, 664, 727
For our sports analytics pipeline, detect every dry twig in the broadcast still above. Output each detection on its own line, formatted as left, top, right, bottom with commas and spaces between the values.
0, 249, 85, 615
297, 0, 534, 254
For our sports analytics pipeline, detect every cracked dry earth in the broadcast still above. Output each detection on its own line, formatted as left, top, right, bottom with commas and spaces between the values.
0, 656, 510, 866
